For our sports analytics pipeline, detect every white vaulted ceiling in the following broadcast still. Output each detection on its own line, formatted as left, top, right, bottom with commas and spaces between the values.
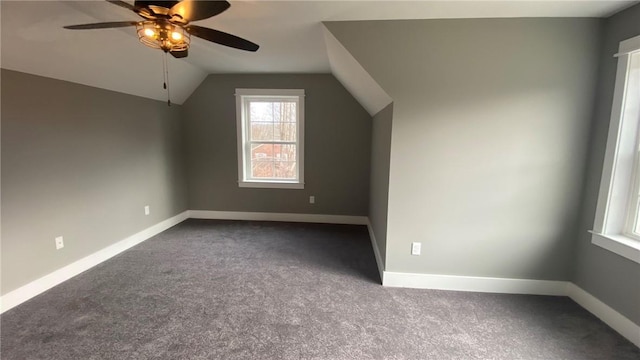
1, 1, 636, 104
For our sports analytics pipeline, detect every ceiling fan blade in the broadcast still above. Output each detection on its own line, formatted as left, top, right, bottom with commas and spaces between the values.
64, 21, 139, 30
170, 1, 230, 22
170, 49, 189, 59
106, 0, 136, 11
186, 25, 259, 52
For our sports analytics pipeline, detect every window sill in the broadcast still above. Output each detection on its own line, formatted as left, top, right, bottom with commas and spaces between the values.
238, 181, 304, 189
589, 231, 640, 264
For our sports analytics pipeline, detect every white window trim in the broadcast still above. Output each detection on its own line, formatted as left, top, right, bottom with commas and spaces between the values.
591, 34, 640, 264
235, 88, 305, 189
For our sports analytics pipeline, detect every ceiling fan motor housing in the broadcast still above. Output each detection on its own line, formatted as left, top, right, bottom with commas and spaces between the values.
134, 1, 180, 15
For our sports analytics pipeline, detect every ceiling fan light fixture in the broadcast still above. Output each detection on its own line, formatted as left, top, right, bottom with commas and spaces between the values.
136, 21, 190, 52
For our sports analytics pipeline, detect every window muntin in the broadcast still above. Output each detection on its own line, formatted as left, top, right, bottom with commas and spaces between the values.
236, 89, 304, 189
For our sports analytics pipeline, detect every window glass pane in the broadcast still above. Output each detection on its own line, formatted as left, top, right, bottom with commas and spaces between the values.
272, 144, 296, 162
251, 122, 273, 141
275, 161, 297, 179
249, 102, 274, 123
251, 144, 273, 161
252, 161, 273, 178
249, 143, 296, 179
632, 151, 640, 235
249, 101, 296, 142
275, 102, 296, 123
274, 123, 296, 141
633, 206, 640, 235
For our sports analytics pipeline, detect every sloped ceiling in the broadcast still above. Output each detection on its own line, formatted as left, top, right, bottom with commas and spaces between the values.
1, 1, 636, 105
323, 25, 391, 116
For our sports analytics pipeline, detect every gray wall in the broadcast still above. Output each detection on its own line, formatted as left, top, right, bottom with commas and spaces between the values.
369, 103, 393, 266
183, 74, 371, 216
1, 69, 188, 295
326, 18, 602, 279
573, 4, 640, 325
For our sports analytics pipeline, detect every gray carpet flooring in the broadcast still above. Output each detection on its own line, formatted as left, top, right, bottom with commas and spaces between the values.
1, 219, 638, 359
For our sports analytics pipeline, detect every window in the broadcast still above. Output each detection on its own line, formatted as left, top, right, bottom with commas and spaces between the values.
591, 35, 640, 264
235, 89, 305, 189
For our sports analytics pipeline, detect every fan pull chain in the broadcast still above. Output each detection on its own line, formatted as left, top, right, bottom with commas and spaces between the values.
162, 52, 171, 106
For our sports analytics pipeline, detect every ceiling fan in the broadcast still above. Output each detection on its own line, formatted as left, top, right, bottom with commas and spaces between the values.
63, 0, 259, 59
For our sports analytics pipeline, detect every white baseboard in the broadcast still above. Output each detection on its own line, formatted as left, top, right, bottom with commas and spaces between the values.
382, 271, 639, 347
567, 283, 640, 348
0, 211, 189, 314
383, 271, 569, 296
2, 210, 638, 349
365, 220, 385, 283
188, 210, 368, 225
0, 210, 364, 314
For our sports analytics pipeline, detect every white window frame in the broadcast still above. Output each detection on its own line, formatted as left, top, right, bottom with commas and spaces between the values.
590, 34, 640, 264
235, 88, 305, 189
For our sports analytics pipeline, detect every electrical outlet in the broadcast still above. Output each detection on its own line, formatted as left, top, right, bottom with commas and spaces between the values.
144, 205, 150, 215
411, 242, 421, 256
309, 196, 315, 204
55, 236, 64, 250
